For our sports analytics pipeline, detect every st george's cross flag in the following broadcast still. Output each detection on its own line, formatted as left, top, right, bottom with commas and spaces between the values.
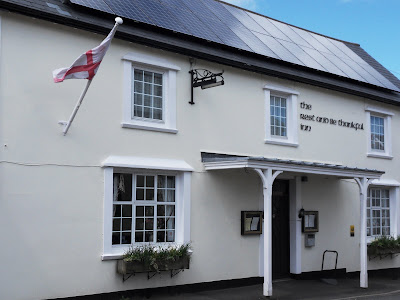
53, 17, 123, 82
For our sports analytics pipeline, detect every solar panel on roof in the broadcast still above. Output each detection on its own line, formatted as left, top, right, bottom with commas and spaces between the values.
253, 32, 304, 65
278, 40, 326, 72
247, 12, 291, 42
268, 19, 310, 49
299, 46, 347, 77
70, 0, 114, 14
222, 4, 269, 35
68, 0, 400, 92
159, 0, 223, 43
103, 0, 154, 25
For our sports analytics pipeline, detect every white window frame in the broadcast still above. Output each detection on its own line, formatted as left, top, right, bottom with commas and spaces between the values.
264, 84, 299, 147
367, 179, 400, 244
122, 52, 180, 134
102, 156, 193, 260
365, 106, 393, 159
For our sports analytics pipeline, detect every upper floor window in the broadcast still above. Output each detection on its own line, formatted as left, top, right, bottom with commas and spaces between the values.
122, 52, 180, 134
370, 115, 384, 151
133, 69, 163, 121
264, 84, 299, 147
270, 96, 287, 137
365, 106, 393, 159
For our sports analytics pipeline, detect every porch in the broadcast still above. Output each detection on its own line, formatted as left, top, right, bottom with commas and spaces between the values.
201, 152, 385, 297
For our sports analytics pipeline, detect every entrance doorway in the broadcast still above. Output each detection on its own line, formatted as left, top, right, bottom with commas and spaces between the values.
272, 180, 290, 279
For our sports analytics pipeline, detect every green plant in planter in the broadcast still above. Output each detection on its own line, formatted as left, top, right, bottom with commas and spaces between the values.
122, 243, 191, 273
368, 236, 400, 255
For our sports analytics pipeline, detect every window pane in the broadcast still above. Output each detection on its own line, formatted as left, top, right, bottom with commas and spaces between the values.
122, 205, 132, 217
157, 218, 165, 229
154, 73, 162, 85
121, 232, 131, 244
144, 107, 151, 119
136, 218, 144, 230
167, 176, 175, 188
136, 206, 144, 217
112, 232, 120, 245
157, 231, 165, 242
113, 174, 132, 202
144, 95, 151, 107
167, 230, 175, 242
145, 206, 154, 216
146, 189, 154, 201
145, 231, 153, 242
136, 189, 144, 200
154, 97, 162, 108
133, 105, 143, 118
135, 232, 144, 242
166, 205, 175, 217
134, 69, 143, 80
146, 176, 155, 187
157, 205, 165, 216
137, 176, 145, 187
113, 219, 121, 231
154, 85, 162, 97
134, 81, 143, 93
157, 190, 165, 202
113, 205, 121, 217
134, 93, 143, 105
145, 218, 154, 230
153, 109, 162, 120
144, 71, 153, 83
167, 190, 175, 202
166, 218, 175, 229
122, 218, 132, 231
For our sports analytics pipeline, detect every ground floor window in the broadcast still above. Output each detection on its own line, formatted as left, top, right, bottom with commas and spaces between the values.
112, 173, 176, 245
102, 156, 193, 259
367, 188, 390, 236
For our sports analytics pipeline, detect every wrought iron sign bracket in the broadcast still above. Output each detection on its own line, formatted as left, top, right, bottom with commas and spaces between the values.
189, 69, 224, 105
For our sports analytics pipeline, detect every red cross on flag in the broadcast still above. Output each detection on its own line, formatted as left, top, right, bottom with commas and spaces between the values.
53, 17, 123, 82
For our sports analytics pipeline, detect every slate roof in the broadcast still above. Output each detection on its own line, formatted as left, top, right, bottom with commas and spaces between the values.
1, 0, 399, 104
201, 152, 385, 176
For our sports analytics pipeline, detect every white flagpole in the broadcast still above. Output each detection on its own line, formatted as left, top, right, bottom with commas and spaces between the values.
62, 79, 93, 135
61, 17, 123, 136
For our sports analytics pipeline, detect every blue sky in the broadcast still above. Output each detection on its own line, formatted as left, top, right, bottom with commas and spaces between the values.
222, 0, 400, 80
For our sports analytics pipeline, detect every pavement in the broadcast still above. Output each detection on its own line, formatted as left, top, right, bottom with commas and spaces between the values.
143, 276, 400, 300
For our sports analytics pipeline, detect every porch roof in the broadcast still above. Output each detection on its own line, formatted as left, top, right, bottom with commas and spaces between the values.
201, 152, 384, 179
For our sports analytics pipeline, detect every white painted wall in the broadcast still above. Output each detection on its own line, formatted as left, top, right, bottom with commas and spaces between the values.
1, 12, 400, 299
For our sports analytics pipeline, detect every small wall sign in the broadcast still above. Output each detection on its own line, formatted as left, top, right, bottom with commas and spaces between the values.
302, 211, 319, 233
241, 211, 263, 235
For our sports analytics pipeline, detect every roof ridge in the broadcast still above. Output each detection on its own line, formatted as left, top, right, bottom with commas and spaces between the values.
215, 0, 360, 46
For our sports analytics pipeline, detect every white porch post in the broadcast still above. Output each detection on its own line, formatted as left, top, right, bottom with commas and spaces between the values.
254, 168, 282, 297
355, 177, 371, 289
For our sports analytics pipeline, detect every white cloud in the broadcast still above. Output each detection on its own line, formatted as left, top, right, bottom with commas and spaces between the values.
222, 0, 258, 10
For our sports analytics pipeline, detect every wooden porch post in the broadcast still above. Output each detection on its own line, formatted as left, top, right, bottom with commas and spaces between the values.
254, 168, 282, 297
355, 177, 371, 288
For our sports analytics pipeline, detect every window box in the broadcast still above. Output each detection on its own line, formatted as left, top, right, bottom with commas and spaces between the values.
117, 243, 191, 277
367, 236, 400, 259
117, 255, 190, 275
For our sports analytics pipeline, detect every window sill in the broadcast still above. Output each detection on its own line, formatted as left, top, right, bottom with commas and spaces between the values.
121, 122, 178, 134
102, 253, 124, 261
367, 152, 393, 160
265, 139, 299, 148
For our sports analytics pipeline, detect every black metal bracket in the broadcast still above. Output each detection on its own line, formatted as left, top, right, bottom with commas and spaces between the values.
122, 269, 186, 282
171, 269, 184, 278
189, 69, 224, 105
123, 273, 135, 282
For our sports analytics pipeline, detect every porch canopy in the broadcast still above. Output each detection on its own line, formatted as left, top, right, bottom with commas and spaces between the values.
201, 152, 384, 297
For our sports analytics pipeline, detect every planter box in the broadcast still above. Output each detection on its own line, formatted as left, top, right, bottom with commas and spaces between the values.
367, 247, 400, 257
117, 256, 190, 275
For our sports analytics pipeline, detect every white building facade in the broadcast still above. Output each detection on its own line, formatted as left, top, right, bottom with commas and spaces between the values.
1, 0, 400, 299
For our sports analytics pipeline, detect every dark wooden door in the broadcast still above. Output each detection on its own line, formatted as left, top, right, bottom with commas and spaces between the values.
272, 180, 290, 279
